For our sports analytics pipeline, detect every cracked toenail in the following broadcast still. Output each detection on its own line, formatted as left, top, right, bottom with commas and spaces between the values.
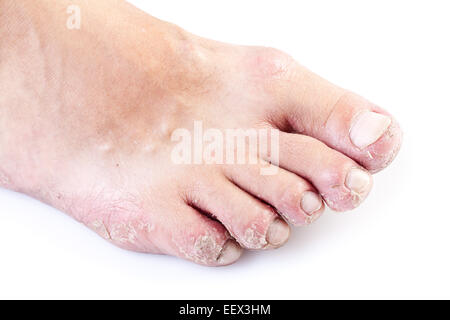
345, 168, 371, 195
266, 218, 290, 247
217, 239, 242, 265
301, 191, 322, 215
350, 111, 391, 149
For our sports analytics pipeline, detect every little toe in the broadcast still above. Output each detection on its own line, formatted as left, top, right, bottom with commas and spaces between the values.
162, 204, 243, 267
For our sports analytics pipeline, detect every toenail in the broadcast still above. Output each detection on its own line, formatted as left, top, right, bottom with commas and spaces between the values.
266, 218, 290, 247
345, 168, 372, 195
350, 111, 392, 149
217, 239, 243, 265
301, 191, 323, 215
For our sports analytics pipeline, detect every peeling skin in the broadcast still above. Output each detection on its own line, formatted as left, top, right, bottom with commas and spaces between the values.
90, 219, 111, 240
322, 188, 354, 212
137, 220, 155, 233
274, 208, 297, 226
243, 226, 267, 249
110, 222, 139, 245
321, 171, 372, 211
0, 169, 11, 188
325, 190, 365, 211
304, 211, 322, 225
365, 119, 403, 173
276, 199, 323, 227
176, 234, 224, 265
372, 134, 402, 172
87, 215, 159, 253
194, 235, 222, 260
383, 140, 402, 168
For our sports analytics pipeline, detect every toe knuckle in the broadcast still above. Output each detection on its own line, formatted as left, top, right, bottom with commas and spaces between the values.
318, 165, 344, 188
279, 182, 304, 213
250, 47, 294, 80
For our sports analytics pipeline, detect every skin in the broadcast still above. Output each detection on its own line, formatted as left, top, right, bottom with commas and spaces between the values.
0, 0, 402, 266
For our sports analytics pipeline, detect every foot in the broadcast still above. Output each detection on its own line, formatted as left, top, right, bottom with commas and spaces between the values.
0, 0, 402, 266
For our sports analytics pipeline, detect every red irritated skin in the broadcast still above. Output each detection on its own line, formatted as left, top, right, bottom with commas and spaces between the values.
0, 0, 402, 266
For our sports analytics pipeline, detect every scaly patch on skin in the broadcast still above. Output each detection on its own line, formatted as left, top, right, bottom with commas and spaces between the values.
322, 188, 352, 212
384, 141, 402, 168
137, 220, 155, 233
0, 169, 11, 188
375, 134, 402, 172
304, 210, 323, 225
193, 235, 222, 261
90, 219, 111, 240
324, 179, 370, 211
343, 183, 366, 208
366, 120, 403, 172
110, 222, 139, 245
176, 234, 223, 265
274, 208, 297, 226
243, 226, 267, 249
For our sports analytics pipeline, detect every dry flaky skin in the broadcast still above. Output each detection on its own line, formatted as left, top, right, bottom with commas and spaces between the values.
0, 0, 402, 266
0, 169, 11, 188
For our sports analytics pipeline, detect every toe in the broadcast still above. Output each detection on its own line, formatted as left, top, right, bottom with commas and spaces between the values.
83, 199, 241, 266
223, 162, 324, 226
277, 132, 373, 211
185, 176, 291, 250
163, 204, 243, 266
216, 239, 243, 266
316, 93, 403, 173
259, 49, 403, 172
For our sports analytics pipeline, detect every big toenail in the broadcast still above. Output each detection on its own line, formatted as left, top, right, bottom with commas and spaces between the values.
350, 111, 392, 149
266, 218, 290, 247
301, 191, 323, 215
217, 239, 243, 265
345, 168, 372, 195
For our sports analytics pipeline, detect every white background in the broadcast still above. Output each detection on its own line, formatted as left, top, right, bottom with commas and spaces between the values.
1, 0, 449, 299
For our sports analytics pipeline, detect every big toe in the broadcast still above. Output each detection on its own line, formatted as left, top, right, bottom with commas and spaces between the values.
258, 48, 403, 173
322, 93, 403, 173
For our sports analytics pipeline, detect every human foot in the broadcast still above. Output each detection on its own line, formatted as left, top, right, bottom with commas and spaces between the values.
0, 0, 402, 266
